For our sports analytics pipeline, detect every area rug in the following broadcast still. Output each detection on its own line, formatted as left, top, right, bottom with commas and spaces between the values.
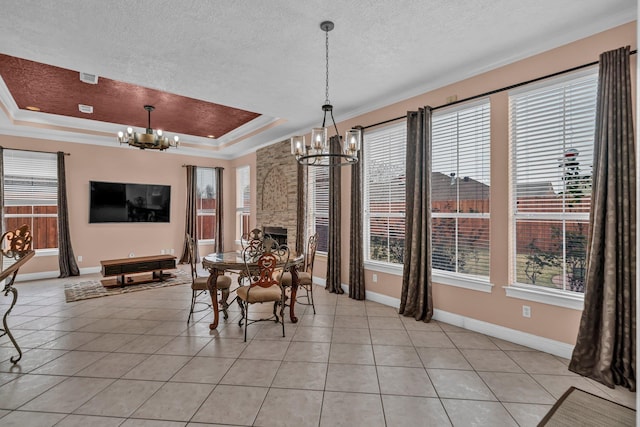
539, 386, 635, 426
64, 269, 191, 303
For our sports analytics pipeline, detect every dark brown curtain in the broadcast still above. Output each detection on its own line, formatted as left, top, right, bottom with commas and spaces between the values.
0, 147, 4, 233
326, 135, 343, 294
214, 167, 224, 253
295, 163, 306, 254
179, 165, 198, 263
349, 127, 365, 300
57, 152, 79, 277
399, 107, 433, 321
569, 47, 636, 391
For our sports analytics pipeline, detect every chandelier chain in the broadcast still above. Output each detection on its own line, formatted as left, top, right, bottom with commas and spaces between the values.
325, 27, 330, 105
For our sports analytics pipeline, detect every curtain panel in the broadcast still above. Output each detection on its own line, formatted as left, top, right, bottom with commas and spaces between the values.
0, 147, 4, 233
399, 107, 433, 321
179, 165, 198, 263
569, 46, 636, 391
57, 152, 80, 277
295, 163, 306, 254
326, 135, 343, 294
214, 167, 224, 253
349, 127, 365, 300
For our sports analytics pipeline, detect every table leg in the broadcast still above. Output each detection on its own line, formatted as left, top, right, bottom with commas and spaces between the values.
289, 266, 299, 323
207, 268, 221, 329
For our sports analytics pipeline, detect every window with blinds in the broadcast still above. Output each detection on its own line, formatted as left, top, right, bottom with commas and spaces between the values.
432, 100, 491, 278
510, 70, 597, 293
196, 167, 217, 241
3, 149, 58, 250
236, 166, 251, 239
310, 166, 329, 253
364, 122, 407, 265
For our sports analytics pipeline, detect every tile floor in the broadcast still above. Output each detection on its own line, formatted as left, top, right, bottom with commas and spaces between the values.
0, 270, 635, 426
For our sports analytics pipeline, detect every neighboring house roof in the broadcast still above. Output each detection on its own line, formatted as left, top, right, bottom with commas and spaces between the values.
516, 181, 557, 197
431, 172, 489, 201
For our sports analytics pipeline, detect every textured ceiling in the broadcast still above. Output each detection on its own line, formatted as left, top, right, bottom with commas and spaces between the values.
0, 0, 636, 158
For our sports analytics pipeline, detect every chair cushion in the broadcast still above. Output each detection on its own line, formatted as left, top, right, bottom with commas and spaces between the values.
278, 271, 312, 286
192, 275, 232, 291
237, 284, 282, 303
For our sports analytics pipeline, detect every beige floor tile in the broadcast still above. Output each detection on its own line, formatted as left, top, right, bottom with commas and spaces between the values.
132, 381, 214, 421
121, 420, 186, 426
171, 356, 235, 384
196, 338, 248, 358
382, 395, 451, 426
38, 331, 102, 350
284, 341, 330, 363
113, 334, 174, 354
0, 410, 66, 426
253, 322, 296, 341
446, 331, 501, 349
370, 329, 412, 346
329, 343, 374, 365
489, 337, 536, 351
0, 348, 66, 374
0, 374, 65, 410
271, 361, 327, 390
292, 326, 332, 342
333, 315, 369, 329
75, 333, 139, 352
0, 372, 21, 388
367, 316, 404, 330
331, 328, 371, 344
75, 379, 163, 418
479, 372, 555, 404
156, 336, 212, 356
461, 349, 524, 372
442, 399, 518, 426
364, 305, 399, 318
408, 331, 455, 348
335, 305, 366, 317
300, 314, 334, 328
503, 402, 552, 427
144, 320, 190, 336
55, 414, 125, 427
428, 369, 496, 400
191, 384, 268, 425
122, 354, 191, 381
400, 317, 444, 331
417, 347, 472, 370
44, 317, 99, 332
9, 330, 64, 348
325, 364, 379, 393
21, 376, 113, 413
378, 366, 436, 397
320, 391, 385, 427
75, 352, 148, 378
373, 345, 422, 367
220, 358, 280, 387
531, 373, 607, 399
506, 350, 573, 375
32, 350, 108, 376
254, 388, 323, 427
240, 339, 290, 361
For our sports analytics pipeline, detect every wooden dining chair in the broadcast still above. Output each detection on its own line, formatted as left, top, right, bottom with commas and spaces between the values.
237, 237, 290, 342
279, 233, 318, 314
186, 234, 232, 324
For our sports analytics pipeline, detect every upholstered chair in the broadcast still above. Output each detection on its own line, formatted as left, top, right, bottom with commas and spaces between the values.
279, 233, 318, 314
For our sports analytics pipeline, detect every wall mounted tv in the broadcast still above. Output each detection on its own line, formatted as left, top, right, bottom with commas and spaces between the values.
89, 181, 171, 223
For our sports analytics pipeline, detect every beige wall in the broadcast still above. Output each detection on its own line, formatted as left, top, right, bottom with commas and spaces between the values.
0, 135, 233, 275
312, 21, 636, 345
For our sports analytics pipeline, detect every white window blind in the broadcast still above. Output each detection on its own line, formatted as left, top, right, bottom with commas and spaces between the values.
236, 166, 250, 239
510, 71, 597, 293
3, 149, 58, 250
196, 167, 217, 241
432, 100, 491, 278
310, 166, 329, 253
364, 122, 406, 265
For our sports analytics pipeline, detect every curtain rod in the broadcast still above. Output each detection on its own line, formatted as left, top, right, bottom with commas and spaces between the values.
362, 49, 637, 130
0, 147, 70, 156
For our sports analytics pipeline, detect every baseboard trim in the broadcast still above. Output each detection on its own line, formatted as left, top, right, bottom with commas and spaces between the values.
16, 266, 101, 282
311, 275, 574, 359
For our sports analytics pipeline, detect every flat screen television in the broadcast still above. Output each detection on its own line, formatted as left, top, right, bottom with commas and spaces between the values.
89, 181, 171, 223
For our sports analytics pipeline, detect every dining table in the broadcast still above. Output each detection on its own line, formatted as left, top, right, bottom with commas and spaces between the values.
201, 251, 305, 329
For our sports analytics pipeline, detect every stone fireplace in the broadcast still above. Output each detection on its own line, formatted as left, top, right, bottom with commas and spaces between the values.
256, 139, 301, 250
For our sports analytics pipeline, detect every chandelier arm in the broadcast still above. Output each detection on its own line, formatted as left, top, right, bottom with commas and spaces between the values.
329, 108, 340, 141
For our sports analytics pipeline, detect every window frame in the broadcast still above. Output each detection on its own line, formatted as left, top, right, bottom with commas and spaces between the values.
195, 167, 218, 244
235, 165, 251, 241
508, 68, 598, 303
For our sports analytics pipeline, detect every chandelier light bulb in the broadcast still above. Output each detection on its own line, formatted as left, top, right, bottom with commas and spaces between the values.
117, 131, 124, 138
127, 127, 133, 135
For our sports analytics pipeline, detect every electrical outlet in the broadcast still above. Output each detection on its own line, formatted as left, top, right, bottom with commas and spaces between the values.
77, 255, 82, 262
522, 305, 531, 318
372, 274, 378, 283
129, 252, 135, 258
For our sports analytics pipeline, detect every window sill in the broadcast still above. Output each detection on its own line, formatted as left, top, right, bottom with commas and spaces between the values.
433, 271, 493, 293
364, 261, 403, 276
197, 239, 215, 245
504, 284, 584, 310
35, 249, 58, 257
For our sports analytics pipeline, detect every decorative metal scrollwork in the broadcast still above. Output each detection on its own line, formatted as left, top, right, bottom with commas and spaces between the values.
1, 224, 33, 259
